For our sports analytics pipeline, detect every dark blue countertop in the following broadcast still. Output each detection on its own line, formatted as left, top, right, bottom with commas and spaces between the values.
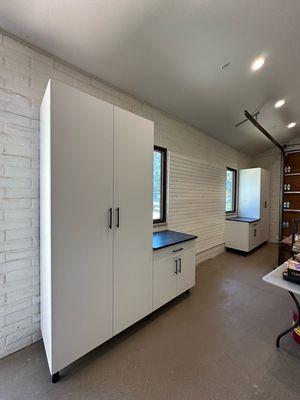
226, 216, 260, 223
153, 230, 198, 250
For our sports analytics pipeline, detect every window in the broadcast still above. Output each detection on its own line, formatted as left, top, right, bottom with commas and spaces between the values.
153, 146, 167, 223
226, 167, 237, 213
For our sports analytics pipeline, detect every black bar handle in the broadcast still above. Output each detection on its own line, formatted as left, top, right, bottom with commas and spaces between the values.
175, 259, 178, 274
116, 208, 120, 228
178, 258, 182, 273
173, 247, 183, 253
108, 208, 112, 229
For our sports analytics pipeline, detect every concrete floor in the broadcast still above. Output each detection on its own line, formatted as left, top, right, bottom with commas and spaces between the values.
0, 243, 300, 400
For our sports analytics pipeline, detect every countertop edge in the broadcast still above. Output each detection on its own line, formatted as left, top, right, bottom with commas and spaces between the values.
153, 235, 198, 251
226, 218, 261, 223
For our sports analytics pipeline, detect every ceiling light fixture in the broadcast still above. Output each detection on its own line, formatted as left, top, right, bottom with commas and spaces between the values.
287, 122, 296, 128
251, 56, 266, 71
274, 99, 285, 108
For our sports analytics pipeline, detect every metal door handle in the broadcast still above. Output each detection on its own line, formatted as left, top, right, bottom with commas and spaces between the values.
116, 208, 120, 228
173, 247, 183, 253
175, 259, 178, 274
254, 229, 257, 237
178, 258, 182, 273
108, 208, 112, 229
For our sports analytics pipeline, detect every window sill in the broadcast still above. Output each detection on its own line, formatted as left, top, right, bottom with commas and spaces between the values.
153, 222, 168, 231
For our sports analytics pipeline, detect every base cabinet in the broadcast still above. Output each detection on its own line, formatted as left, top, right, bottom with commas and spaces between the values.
153, 241, 196, 310
225, 220, 267, 252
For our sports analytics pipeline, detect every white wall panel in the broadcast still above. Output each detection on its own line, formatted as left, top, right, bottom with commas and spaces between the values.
168, 152, 226, 255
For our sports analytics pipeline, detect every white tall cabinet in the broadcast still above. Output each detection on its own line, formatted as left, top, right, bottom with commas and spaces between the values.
225, 167, 270, 252
40, 80, 153, 381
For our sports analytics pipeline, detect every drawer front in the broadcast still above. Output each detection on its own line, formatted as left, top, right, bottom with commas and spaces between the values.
153, 240, 195, 262
283, 194, 300, 210
284, 175, 300, 192
285, 153, 300, 174
282, 211, 300, 237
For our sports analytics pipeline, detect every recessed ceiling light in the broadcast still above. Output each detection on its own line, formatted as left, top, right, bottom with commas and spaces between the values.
274, 99, 285, 108
287, 122, 296, 128
251, 56, 266, 71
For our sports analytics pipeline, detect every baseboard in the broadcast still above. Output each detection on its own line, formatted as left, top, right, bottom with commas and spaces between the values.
196, 244, 225, 265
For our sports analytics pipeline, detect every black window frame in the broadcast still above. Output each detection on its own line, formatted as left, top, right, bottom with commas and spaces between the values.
225, 167, 237, 214
153, 145, 167, 224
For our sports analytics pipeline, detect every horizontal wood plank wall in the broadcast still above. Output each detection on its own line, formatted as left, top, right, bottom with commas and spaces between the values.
168, 152, 226, 255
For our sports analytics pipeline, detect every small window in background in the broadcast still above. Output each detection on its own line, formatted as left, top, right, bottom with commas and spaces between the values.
153, 146, 167, 223
226, 168, 237, 213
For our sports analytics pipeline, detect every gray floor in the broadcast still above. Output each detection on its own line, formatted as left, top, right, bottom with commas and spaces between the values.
1, 243, 300, 400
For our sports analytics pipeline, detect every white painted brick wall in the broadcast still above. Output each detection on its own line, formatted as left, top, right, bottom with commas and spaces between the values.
0, 32, 251, 359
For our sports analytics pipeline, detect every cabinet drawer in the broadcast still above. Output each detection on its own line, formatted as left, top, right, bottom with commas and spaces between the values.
284, 175, 300, 192
283, 194, 300, 210
153, 240, 195, 262
285, 153, 300, 174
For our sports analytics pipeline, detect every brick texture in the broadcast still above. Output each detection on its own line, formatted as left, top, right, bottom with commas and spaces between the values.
0, 33, 251, 358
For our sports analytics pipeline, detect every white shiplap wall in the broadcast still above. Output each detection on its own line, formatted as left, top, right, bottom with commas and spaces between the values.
168, 153, 226, 255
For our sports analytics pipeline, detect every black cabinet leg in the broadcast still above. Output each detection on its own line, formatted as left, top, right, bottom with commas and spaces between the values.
276, 291, 300, 348
186, 289, 190, 295
52, 371, 60, 383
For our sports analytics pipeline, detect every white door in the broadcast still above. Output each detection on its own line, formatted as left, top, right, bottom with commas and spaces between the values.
50, 81, 114, 373
153, 256, 178, 310
113, 106, 154, 334
176, 243, 196, 295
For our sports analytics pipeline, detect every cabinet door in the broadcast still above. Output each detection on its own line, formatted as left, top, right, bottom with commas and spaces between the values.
225, 220, 250, 252
113, 106, 154, 334
176, 243, 196, 295
260, 169, 270, 235
239, 168, 261, 219
249, 222, 261, 250
50, 81, 114, 373
153, 256, 178, 310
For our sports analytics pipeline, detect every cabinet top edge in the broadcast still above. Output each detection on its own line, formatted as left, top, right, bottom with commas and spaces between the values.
153, 230, 197, 251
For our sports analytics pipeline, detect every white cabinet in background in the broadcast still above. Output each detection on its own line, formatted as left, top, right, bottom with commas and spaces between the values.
40, 80, 154, 381
225, 219, 263, 252
153, 241, 196, 310
225, 167, 270, 253
239, 167, 270, 228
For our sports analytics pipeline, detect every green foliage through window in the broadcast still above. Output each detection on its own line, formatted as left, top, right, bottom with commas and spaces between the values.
226, 168, 236, 213
153, 146, 167, 222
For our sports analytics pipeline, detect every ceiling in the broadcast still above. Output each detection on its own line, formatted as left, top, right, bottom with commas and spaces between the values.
0, 0, 299, 156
